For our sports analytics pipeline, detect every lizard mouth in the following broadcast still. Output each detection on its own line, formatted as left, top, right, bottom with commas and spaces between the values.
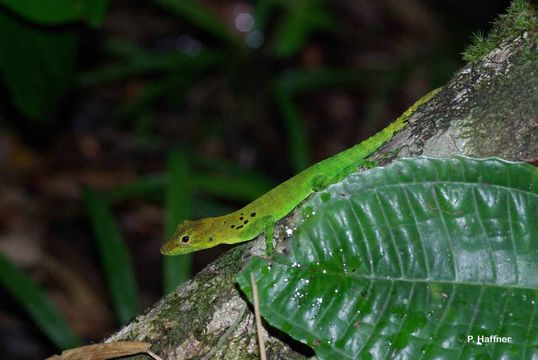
160, 241, 177, 255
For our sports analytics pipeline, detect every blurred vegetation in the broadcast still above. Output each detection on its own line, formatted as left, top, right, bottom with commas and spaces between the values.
0, 0, 513, 358
0, 0, 106, 121
163, 149, 192, 293
82, 187, 140, 324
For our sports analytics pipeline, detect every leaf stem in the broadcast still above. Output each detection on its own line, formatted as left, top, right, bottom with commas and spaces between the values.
250, 273, 267, 360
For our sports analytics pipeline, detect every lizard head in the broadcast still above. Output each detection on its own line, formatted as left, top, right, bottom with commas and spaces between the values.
161, 219, 218, 255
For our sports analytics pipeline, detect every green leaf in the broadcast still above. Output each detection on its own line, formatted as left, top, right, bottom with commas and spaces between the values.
163, 150, 193, 293
0, 252, 81, 349
238, 157, 538, 359
83, 187, 140, 324
0, 0, 108, 27
272, 0, 333, 58
0, 8, 77, 121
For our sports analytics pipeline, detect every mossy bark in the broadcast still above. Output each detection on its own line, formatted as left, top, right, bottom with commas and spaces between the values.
105, 4, 537, 359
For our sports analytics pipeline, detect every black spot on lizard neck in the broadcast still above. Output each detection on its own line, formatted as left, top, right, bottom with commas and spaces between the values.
250, 212, 256, 217
244, 220, 249, 224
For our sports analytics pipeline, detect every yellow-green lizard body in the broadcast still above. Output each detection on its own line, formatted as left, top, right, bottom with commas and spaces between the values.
161, 88, 440, 256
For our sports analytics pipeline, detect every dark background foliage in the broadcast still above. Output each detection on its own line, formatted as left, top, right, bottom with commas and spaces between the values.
0, 0, 511, 358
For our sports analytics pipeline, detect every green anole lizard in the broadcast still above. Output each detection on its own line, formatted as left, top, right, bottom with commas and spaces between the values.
161, 87, 441, 256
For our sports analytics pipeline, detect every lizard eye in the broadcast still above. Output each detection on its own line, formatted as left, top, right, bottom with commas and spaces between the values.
181, 235, 190, 243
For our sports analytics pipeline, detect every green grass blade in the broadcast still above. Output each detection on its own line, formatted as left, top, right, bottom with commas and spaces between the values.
163, 149, 193, 293
0, 252, 82, 349
150, 0, 238, 47
77, 39, 224, 86
274, 86, 309, 172
272, 0, 333, 58
82, 187, 140, 324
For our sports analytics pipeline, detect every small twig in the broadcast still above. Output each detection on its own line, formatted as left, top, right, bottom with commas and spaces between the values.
250, 272, 267, 360
45, 341, 163, 360
146, 349, 164, 360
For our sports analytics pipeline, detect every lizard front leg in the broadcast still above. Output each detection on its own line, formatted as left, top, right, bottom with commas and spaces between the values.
261, 216, 275, 257
246, 215, 275, 256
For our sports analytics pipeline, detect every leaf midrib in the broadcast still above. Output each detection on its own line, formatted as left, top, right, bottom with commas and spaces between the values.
342, 179, 537, 198
269, 260, 537, 290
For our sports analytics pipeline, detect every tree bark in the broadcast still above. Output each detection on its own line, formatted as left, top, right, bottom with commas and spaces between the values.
105, 6, 537, 359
